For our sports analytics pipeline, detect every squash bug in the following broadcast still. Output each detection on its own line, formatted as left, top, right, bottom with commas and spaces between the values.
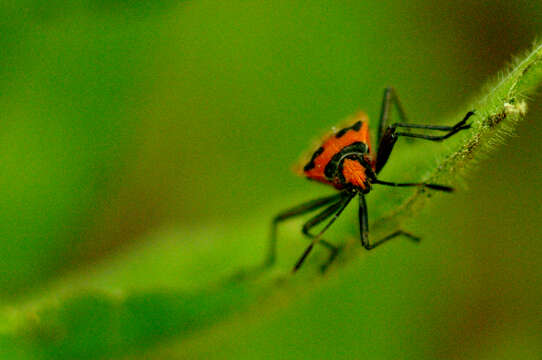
266, 87, 474, 273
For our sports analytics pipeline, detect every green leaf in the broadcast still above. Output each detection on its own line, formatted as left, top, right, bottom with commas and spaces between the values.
1, 43, 541, 360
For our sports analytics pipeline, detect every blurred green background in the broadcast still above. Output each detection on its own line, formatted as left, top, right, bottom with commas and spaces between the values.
1, 1, 541, 359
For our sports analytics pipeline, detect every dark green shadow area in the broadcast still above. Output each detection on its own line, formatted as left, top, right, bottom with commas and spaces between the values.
0, 0, 188, 296
3, 283, 252, 360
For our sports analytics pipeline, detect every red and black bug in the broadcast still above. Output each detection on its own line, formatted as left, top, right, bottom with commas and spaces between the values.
266, 87, 474, 273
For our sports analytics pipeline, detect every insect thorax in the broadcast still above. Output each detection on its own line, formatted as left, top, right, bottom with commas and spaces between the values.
324, 142, 372, 192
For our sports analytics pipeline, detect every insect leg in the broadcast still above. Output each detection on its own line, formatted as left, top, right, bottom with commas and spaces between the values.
363, 165, 454, 193
376, 87, 408, 148
375, 86, 474, 174
375, 87, 414, 174
358, 193, 369, 247
373, 179, 453, 192
293, 192, 355, 272
393, 110, 474, 140
359, 193, 420, 250
266, 193, 344, 268
365, 230, 421, 250
301, 212, 348, 272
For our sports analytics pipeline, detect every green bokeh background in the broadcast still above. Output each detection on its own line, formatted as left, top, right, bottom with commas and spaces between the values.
1, 1, 541, 359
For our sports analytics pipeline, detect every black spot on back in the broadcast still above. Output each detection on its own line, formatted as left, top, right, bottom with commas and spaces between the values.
303, 146, 324, 171
335, 121, 362, 138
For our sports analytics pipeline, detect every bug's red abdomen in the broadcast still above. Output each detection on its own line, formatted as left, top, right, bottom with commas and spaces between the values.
301, 111, 373, 189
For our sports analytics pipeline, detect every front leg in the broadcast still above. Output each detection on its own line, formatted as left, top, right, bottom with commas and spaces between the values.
374, 87, 474, 174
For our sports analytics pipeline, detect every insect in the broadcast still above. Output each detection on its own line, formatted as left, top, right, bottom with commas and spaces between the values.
265, 87, 474, 273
